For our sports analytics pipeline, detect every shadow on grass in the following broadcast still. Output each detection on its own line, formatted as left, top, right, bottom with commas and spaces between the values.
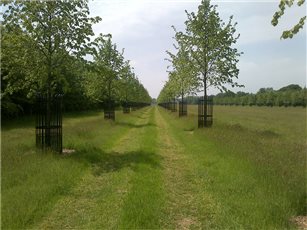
223, 123, 280, 138
115, 121, 156, 128
63, 110, 102, 119
71, 147, 162, 176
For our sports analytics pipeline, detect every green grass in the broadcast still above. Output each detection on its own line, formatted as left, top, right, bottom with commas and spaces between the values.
189, 105, 306, 143
118, 108, 165, 229
1, 109, 151, 229
160, 105, 306, 229
1, 105, 306, 229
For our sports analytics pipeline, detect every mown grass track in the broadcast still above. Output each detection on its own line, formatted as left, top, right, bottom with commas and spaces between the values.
2, 106, 306, 229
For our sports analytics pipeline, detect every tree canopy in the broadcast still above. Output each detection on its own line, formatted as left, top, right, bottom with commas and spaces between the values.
1, 0, 101, 97
158, 0, 242, 104
164, 30, 199, 102
1, 0, 151, 118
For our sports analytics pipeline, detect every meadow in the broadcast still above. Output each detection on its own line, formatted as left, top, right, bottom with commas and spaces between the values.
1, 105, 306, 229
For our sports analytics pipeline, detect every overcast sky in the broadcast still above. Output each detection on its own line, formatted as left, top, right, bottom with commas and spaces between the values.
89, 0, 306, 98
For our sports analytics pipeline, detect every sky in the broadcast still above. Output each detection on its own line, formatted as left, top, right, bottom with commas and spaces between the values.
88, 0, 306, 98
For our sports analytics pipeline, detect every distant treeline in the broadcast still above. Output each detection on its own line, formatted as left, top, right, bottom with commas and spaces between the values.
185, 84, 306, 107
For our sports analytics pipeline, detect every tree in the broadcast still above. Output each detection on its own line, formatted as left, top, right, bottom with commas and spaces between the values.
89, 34, 124, 106
1, 0, 101, 147
258, 87, 274, 94
271, 0, 306, 39
157, 80, 177, 110
119, 61, 135, 109
1, 0, 101, 96
132, 80, 152, 105
128, 77, 151, 109
278, 84, 302, 91
86, 34, 151, 114
176, 0, 242, 125
180, 1, 242, 97
118, 64, 152, 111
166, 33, 199, 107
61, 58, 99, 112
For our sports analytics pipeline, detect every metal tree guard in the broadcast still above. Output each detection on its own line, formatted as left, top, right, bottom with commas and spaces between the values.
104, 99, 115, 120
36, 93, 63, 153
130, 101, 137, 111
122, 101, 130, 113
171, 98, 177, 112
198, 96, 213, 128
179, 98, 187, 117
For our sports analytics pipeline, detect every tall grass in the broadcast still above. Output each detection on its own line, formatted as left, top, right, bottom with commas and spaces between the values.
160, 105, 306, 228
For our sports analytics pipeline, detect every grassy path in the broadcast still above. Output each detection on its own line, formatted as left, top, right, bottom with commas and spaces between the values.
155, 108, 202, 229
35, 107, 165, 229
155, 107, 222, 229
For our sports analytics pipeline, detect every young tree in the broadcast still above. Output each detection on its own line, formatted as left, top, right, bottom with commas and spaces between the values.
90, 34, 124, 114
87, 35, 151, 115
1, 0, 100, 147
157, 79, 177, 110
178, 0, 243, 125
119, 61, 135, 112
129, 77, 151, 109
166, 35, 199, 114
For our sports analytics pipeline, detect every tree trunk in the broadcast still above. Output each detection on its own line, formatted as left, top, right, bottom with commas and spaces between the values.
108, 80, 112, 112
203, 76, 207, 126
181, 93, 184, 115
46, 66, 52, 148
46, 11, 52, 148
46, 31, 52, 147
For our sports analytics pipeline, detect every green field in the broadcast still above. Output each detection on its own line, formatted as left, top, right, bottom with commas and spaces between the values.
2, 106, 306, 229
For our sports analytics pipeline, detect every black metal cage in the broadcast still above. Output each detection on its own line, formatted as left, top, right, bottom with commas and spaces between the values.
36, 94, 63, 153
104, 99, 115, 120
122, 101, 130, 114
198, 96, 213, 128
179, 99, 187, 117
170, 99, 177, 112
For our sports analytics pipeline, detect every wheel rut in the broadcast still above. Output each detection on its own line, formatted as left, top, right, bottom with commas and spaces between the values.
155, 108, 202, 229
